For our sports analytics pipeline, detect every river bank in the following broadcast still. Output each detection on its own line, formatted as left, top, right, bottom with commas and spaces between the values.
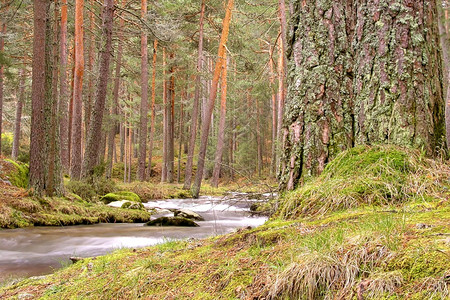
1, 146, 449, 299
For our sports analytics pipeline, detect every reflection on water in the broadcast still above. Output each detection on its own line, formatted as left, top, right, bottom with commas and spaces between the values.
0, 197, 267, 281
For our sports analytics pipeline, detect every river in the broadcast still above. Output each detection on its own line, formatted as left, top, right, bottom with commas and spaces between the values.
0, 195, 268, 282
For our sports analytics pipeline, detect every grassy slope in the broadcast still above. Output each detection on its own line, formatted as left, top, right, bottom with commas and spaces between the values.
1, 146, 449, 299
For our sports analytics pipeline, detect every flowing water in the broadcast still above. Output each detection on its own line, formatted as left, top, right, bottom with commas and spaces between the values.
0, 195, 268, 282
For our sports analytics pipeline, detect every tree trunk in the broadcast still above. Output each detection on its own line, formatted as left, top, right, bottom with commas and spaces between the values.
30, 0, 49, 193
12, 68, 26, 160
0, 22, 5, 155
280, 0, 445, 190
70, 0, 85, 180
192, 0, 234, 198
211, 52, 228, 188
161, 48, 168, 182
81, 0, 114, 180
268, 44, 277, 175
30, 0, 64, 196
137, 0, 149, 181
146, 39, 158, 180
167, 56, 175, 183
85, 0, 96, 135
107, 0, 126, 178
46, 0, 63, 196
183, 0, 205, 189
59, 0, 69, 172
438, 1, 450, 149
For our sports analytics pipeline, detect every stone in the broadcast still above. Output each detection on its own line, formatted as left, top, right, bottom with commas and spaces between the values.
145, 217, 199, 227
173, 209, 205, 221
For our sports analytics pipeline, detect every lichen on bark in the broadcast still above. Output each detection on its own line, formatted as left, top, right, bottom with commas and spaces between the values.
280, 0, 445, 190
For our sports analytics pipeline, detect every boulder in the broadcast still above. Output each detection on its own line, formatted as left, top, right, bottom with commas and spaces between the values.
107, 200, 143, 210
100, 191, 141, 204
173, 209, 205, 221
145, 217, 199, 227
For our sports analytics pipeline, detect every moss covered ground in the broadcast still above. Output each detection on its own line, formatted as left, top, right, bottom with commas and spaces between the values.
0, 146, 448, 299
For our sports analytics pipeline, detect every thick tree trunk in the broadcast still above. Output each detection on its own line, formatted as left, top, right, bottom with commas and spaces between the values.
81, 0, 114, 180
46, 0, 63, 196
59, 0, 69, 172
211, 52, 228, 188
137, 0, 149, 181
183, 0, 205, 189
70, 0, 85, 180
438, 1, 450, 149
192, 0, 234, 198
12, 68, 26, 160
280, 0, 445, 190
146, 39, 158, 180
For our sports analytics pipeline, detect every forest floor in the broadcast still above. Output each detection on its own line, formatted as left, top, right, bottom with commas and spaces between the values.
0, 157, 274, 229
0, 146, 449, 299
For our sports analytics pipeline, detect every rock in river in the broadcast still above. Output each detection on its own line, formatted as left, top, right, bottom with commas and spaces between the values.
173, 209, 205, 221
145, 217, 199, 227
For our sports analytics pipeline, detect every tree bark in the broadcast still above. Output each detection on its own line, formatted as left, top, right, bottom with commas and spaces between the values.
0, 22, 5, 155
107, 0, 126, 178
268, 44, 277, 175
137, 0, 149, 181
280, 0, 445, 190
192, 0, 234, 198
438, 1, 450, 149
183, 0, 205, 189
161, 47, 167, 182
81, 0, 114, 180
70, 0, 85, 180
29, 0, 49, 193
146, 39, 158, 180
59, 0, 69, 172
12, 68, 26, 160
211, 52, 228, 188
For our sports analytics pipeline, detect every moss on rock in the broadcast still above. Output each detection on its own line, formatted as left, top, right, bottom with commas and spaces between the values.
100, 191, 141, 204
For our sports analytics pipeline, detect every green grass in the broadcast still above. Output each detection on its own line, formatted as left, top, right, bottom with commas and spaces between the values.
0, 146, 448, 299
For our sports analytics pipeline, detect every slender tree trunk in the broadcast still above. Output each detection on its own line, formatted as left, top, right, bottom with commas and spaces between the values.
59, 0, 69, 171
280, 0, 445, 190
256, 97, 262, 177
12, 68, 26, 160
184, 0, 205, 189
29, 0, 49, 193
268, 44, 277, 175
146, 39, 158, 180
137, 0, 149, 180
70, 0, 85, 180
85, 0, 95, 134
275, 35, 285, 175
161, 48, 167, 182
192, 0, 234, 198
177, 88, 184, 183
167, 55, 175, 182
211, 52, 228, 188
107, 0, 126, 178
128, 119, 132, 182
0, 22, 5, 155
81, 0, 114, 180
68, 45, 75, 167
